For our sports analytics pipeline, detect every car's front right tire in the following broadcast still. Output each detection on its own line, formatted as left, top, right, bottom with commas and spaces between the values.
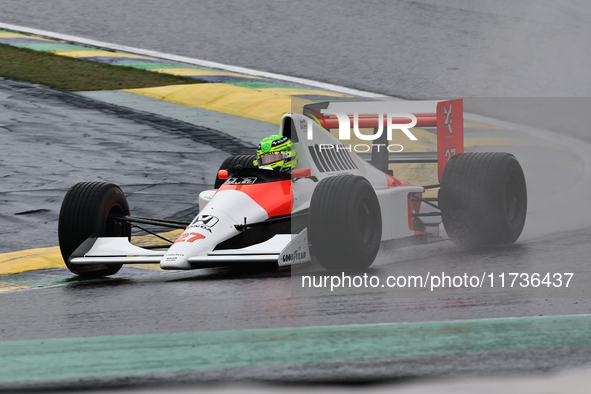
214, 154, 257, 188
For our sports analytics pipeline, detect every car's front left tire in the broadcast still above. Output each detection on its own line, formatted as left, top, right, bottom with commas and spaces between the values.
58, 182, 131, 277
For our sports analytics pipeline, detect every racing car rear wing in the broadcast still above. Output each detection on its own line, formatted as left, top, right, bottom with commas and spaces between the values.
302, 99, 464, 182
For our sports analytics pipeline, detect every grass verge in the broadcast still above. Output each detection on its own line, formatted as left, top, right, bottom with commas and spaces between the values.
0, 43, 203, 91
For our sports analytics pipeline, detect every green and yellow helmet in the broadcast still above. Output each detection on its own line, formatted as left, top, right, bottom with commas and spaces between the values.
254, 135, 297, 173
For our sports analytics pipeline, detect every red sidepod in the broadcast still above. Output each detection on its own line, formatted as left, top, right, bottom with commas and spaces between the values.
218, 181, 292, 218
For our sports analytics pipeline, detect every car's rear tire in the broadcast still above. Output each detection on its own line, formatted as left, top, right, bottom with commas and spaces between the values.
309, 175, 382, 271
58, 182, 131, 277
439, 152, 527, 247
214, 154, 257, 188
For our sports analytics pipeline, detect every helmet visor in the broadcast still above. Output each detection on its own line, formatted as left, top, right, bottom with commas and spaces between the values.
259, 153, 287, 165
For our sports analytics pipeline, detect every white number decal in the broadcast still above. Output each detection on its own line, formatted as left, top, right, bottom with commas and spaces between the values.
445, 147, 456, 162
444, 104, 453, 135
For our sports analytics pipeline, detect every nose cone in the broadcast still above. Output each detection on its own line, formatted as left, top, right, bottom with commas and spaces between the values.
160, 189, 272, 270
160, 209, 241, 270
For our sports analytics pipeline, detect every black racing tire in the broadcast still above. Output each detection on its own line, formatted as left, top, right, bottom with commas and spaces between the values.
309, 175, 382, 271
214, 154, 257, 188
58, 182, 131, 277
439, 152, 527, 247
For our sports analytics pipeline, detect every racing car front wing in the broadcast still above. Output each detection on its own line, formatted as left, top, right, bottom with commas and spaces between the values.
69, 229, 311, 269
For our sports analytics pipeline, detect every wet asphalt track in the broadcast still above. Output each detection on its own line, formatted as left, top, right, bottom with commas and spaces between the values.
1, 0, 591, 387
2, 81, 591, 385
1, 0, 591, 98
0, 78, 252, 253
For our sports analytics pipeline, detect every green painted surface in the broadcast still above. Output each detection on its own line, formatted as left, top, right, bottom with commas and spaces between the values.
224, 81, 313, 89
1, 314, 591, 384
0, 271, 87, 288
112, 62, 211, 70
12, 43, 101, 52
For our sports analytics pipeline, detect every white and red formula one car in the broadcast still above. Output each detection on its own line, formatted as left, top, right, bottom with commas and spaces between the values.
58, 99, 527, 277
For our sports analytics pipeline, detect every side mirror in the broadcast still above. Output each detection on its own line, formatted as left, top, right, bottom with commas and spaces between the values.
292, 168, 311, 179
217, 169, 228, 180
